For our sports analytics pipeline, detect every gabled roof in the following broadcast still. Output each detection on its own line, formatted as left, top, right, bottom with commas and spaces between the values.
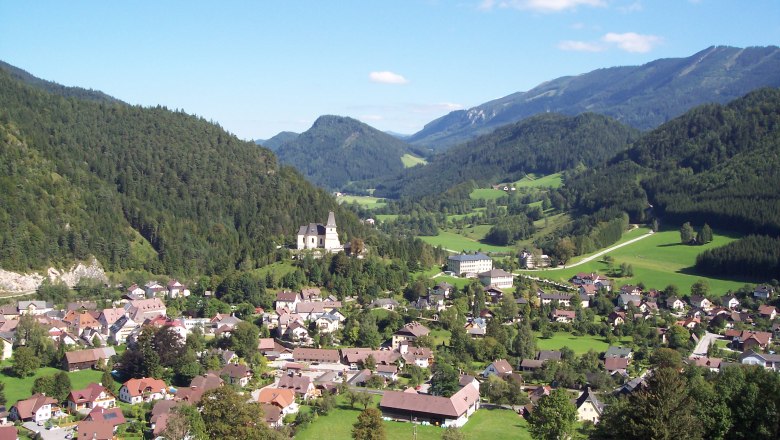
276, 291, 300, 302
64, 347, 116, 365
68, 383, 112, 405
257, 388, 296, 408
380, 382, 479, 418
292, 347, 341, 363
604, 357, 629, 372
278, 375, 313, 393
575, 388, 603, 414
76, 420, 114, 440
394, 321, 430, 338
604, 346, 632, 358
489, 359, 513, 374
122, 377, 167, 397
220, 363, 251, 379
478, 268, 512, 278
85, 406, 126, 426
536, 350, 562, 362
13, 394, 57, 420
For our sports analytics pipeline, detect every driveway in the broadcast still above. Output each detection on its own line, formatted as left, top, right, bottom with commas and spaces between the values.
692, 331, 722, 357
22, 422, 74, 440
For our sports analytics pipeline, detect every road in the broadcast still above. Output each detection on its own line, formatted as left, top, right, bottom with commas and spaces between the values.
0, 290, 36, 299
555, 230, 655, 269
692, 331, 722, 357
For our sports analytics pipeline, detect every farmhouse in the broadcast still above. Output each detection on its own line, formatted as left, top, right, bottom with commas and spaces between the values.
392, 322, 430, 349
292, 347, 341, 364
447, 253, 492, 276
380, 382, 480, 428
63, 347, 116, 371
296, 211, 342, 251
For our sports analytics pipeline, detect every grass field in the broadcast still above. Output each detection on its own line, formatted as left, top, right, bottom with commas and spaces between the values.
519, 229, 750, 295
470, 188, 507, 200
419, 230, 512, 253
0, 365, 104, 406
450, 224, 494, 242
514, 173, 563, 189
250, 261, 298, 280
401, 153, 428, 168
534, 332, 632, 355
375, 214, 399, 222
429, 329, 452, 346
295, 395, 530, 440
337, 195, 387, 209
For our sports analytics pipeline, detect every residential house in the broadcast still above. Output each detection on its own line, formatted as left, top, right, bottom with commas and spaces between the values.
604, 357, 629, 374
63, 347, 116, 372
256, 388, 298, 416
604, 346, 633, 359
520, 351, 562, 372
98, 308, 125, 336
63, 310, 101, 338
400, 345, 433, 369
315, 312, 343, 334
483, 287, 504, 304
482, 359, 513, 378
220, 363, 252, 387
119, 378, 169, 404
166, 279, 189, 298
447, 253, 492, 276
292, 347, 341, 364
18, 301, 53, 316
539, 292, 572, 307
278, 374, 317, 400
721, 294, 740, 310
618, 294, 642, 309
175, 373, 223, 403
689, 295, 713, 311
370, 298, 399, 311
9, 394, 58, 423
740, 350, 780, 371
125, 298, 166, 322
0, 426, 18, 440
284, 321, 310, 342
300, 287, 322, 302
551, 309, 576, 323
392, 322, 430, 349
478, 269, 513, 289
607, 311, 626, 326
108, 316, 138, 344
726, 330, 773, 350
376, 364, 399, 381
0, 333, 13, 361
126, 284, 145, 298
689, 356, 722, 372
758, 305, 777, 320
753, 285, 774, 299
575, 388, 604, 424
75, 420, 114, 440
464, 319, 486, 339
379, 382, 480, 428
519, 251, 551, 269
261, 404, 283, 428
665, 296, 685, 311
84, 407, 125, 428
275, 291, 300, 310
432, 282, 453, 298
66, 383, 116, 413
619, 285, 641, 296
579, 293, 591, 308
579, 284, 598, 296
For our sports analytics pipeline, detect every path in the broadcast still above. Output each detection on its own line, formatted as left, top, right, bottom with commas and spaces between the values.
691, 331, 722, 357
0, 290, 36, 299
527, 230, 656, 271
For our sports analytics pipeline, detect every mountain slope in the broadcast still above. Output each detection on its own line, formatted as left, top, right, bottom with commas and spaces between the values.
375, 112, 638, 199
255, 131, 299, 151
275, 115, 413, 190
562, 87, 780, 235
0, 61, 122, 104
0, 66, 364, 276
409, 46, 780, 150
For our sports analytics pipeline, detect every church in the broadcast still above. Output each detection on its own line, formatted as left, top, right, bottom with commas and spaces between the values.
296, 211, 342, 251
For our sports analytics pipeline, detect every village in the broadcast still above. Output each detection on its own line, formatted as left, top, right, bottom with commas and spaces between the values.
0, 213, 778, 440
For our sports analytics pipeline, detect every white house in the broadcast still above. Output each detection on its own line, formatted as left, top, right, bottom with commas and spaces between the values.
478, 269, 514, 289
119, 378, 169, 404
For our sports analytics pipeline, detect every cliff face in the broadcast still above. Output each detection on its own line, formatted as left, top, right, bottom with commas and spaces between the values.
0, 258, 108, 293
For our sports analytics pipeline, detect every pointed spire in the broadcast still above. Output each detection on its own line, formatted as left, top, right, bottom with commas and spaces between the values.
326, 211, 337, 227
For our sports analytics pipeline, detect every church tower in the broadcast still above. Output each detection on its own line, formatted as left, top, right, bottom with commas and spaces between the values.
323, 211, 341, 250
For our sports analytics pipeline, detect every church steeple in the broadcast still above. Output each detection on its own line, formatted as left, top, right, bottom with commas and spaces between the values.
326, 211, 337, 228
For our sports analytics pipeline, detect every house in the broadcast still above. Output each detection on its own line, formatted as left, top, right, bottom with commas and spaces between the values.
295, 302, 326, 322
256, 388, 299, 416
119, 378, 169, 404
126, 284, 145, 298
604, 357, 629, 374
284, 321, 310, 342
376, 364, 399, 381
619, 285, 641, 296
18, 301, 53, 316
519, 251, 551, 269
478, 269, 513, 289
292, 347, 341, 364
84, 407, 125, 428
740, 350, 780, 371
689, 356, 722, 372
0, 333, 13, 361
607, 311, 626, 326
575, 388, 604, 424
754, 285, 775, 299
143, 281, 166, 298
348, 369, 373, 387
219, 363, 252, 387
579, 293, 591, 308
67, 383, 116, 413
97, 308, 125, 335
392, 322, 430, 349
166, 279, 190, 298
108, 316, 138, 344
63, 347, 116, 372
315, 312, 343, 334
125, 298, 166, 322
380, 382, 480, 428
539, 292, 572, 307
278, 374, 317, 400
618, 294, 641, 309
370, 298, 399, 311
75, 420, 114, 440
300, 287, 322, 302
482, 359, 513, 378
261, 403, 284, 428
10, 394, 57, 423
551, 309, 576, 323
665, 296, 685, 311
0, 426, 17, 440
432, 282, 453, 298
175, 373, 223, 403
62, 310, 101, 338
758, 305, 777, 320
296, 211, 342, 251
520, 351, 562, 372
604, 346, 633, 359
721, 294, 740, 310
275, 291, 300, 310
726, 330, 773, 350
579, 284, 598, 296
447, 253, 492, 276
483, 287, 504, 304
689, 295, 713, 311
400, 345, 434, 369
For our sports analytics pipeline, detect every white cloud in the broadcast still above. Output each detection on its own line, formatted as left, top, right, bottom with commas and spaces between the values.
368, 71, 409, 84
558, 40, 605, 52
617, 1, 643, 13
602, 32, 662, 53
479, 0, 606, 13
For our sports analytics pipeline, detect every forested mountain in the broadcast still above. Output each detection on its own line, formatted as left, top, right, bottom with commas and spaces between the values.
0, 61, 121, 104
409, 46, 780, 150
275, 115, 414, 190
374, 113, 638, 199
0, 66, 366, 276
254, 131, 298, 151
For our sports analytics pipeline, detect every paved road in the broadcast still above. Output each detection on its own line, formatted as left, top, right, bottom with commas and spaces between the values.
692, 331, 722, 357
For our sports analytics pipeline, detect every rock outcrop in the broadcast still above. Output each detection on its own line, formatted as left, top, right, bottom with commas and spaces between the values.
0, 258, 108, 293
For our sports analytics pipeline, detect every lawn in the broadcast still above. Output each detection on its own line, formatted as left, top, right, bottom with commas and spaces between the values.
452, 224, 494, 242
295, 394, 531, 440
514, 173, 563, 189
533, 332, 632, 355
250, 261, 298, 280
519, 229, 751, 295
470, 188, 507, 200
375, 214, 398, 222
401, 153, 428, 168
1, 365, 104, 406
429, 329, 452, 346
337, 195, 387, 209
419, 230, 512, 253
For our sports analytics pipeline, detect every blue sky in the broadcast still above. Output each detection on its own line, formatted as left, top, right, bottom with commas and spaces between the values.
1, 1, 778, 139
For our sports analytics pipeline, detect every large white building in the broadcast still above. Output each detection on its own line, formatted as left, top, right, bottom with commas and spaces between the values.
447, 253, 492, 276
296, 211, 342, 251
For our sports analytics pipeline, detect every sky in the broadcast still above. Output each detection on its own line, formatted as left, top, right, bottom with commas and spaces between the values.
1, 1, 779, 140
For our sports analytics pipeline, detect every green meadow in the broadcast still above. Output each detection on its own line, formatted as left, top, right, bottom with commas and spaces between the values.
401, 153, 428, 168
337, 195, 387, 209
534, 332, 633, 355
0, 363, 105, 407
514, 173, 563, 189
